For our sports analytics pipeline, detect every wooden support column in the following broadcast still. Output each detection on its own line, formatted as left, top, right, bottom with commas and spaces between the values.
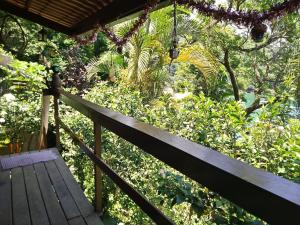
94, 122, 103, 213
54, 96, 60, 151
52, 72, 61, 152
37, 92, 50, 150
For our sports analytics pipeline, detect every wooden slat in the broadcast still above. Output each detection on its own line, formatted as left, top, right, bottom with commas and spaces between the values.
54, 154, 95, 217
23, 165, 50, 225
0, 1, 71, 31
29, 0, 97, 23
69, 216, 87, 225
31, 5, 83, 25
0, 1, 72, 34
0, 169, 12, 225
11, 167, 31, 225
28, 0, 92, 15
1, 0, 170, 35
38, 13, 73, 27
53, 150, 104, 225
45, 160, 81, 220
6, 0, 25, 7
34, 163, 68, 225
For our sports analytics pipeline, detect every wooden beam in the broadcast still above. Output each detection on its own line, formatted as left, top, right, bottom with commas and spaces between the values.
0, 1, 72, 35
71, 0, 170, 35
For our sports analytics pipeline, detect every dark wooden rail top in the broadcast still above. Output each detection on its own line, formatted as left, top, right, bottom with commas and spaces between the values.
58, 89, 300, 224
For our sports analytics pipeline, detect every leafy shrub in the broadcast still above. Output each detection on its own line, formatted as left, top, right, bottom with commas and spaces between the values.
0, 50, 47, 146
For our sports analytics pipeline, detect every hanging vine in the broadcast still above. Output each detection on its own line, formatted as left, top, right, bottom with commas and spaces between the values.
72, 0, 159, 52
72, 0, 300, 47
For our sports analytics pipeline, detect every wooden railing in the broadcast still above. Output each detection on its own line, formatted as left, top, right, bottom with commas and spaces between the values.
45, 74, 300, 225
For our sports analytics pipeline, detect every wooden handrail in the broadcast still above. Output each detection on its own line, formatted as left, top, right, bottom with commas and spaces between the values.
58, 89, 300, 224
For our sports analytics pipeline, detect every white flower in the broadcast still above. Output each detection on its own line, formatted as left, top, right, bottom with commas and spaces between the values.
277, 126, 285, 132
3, 93, 15, 102
173, 92, 191, 100
0, 118, 5, 123
159, 169, 166, 178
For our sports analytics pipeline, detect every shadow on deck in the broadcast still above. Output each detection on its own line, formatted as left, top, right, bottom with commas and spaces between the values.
0, 148, 104, 225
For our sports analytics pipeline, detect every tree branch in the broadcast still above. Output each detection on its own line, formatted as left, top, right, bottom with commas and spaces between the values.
223, 49, 240, 101
245, 96, 281, 116
237, 36, 281, 53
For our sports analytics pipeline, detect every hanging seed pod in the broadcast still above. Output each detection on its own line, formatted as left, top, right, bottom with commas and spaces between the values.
169, 0, 179, 60
117, 46, 123, 54
251, 23, 267, 42
169, 48, 180, 60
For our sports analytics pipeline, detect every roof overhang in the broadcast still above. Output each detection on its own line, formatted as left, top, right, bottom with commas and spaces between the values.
0, 0, 170, 36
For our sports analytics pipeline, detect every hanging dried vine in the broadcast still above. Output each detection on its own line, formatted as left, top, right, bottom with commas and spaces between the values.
72, 0, 159, 49
177, 0, 300, 26
72, 0, 300, 47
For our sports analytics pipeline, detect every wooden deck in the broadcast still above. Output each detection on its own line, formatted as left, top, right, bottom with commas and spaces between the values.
0, 148, 104, 225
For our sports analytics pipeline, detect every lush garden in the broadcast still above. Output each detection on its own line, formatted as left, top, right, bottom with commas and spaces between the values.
0, 0, 300, 224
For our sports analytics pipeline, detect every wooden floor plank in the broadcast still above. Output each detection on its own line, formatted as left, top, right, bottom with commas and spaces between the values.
45, 160, 81, 220
11, 167, 31, 225
34, 163, 68, 225
23, 165, 50, 225
0, 169, 12, 225
69, 216, 87, 225
54, 155, 95, 217
1, 149, 104, 225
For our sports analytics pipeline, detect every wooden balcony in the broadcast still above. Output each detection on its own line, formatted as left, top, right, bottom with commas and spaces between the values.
1, 74, 300, 225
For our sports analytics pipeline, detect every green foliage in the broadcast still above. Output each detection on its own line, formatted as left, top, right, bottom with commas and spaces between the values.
0, 49, 46, 145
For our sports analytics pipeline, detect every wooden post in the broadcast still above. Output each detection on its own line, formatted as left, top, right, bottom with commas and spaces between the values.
37, 93, 50, 150
94, 122, 103, 213
52, 72, 61, 152
54, 96, 60, 151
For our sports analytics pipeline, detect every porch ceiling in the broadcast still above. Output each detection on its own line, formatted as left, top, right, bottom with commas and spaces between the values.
0, 0, 169, 35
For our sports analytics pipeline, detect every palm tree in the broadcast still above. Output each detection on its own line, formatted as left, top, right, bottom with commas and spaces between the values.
86, 6, 221, 97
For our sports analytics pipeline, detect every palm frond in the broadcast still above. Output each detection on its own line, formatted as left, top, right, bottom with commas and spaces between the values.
177, 43, 220, 78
